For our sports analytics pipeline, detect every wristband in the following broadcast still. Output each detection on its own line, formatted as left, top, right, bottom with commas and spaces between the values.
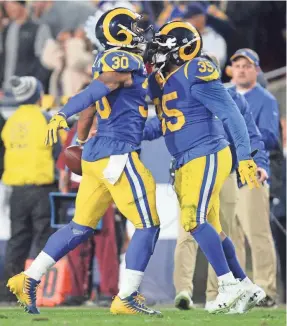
76, 137, 88, 145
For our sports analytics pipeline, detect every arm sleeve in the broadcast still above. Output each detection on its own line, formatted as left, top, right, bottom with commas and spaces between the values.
191, 80, 251, 161
257, 97, 280, 151
59, 79, 111, 118
142, 117, 163, 141
240, 97, 268, 169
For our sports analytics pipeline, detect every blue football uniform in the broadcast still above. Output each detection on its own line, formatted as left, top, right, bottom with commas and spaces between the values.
148, 57, 251, 168
83, 49, 148, 162
147, 57, 251, 232
72, 49, 159, 230
144, 87, 268, 173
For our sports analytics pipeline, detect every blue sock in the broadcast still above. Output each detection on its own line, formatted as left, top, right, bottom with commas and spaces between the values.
191, 223, 230, 276
222, 237, 246, 280
125, 226, 160, 271
43, 221, 94, 261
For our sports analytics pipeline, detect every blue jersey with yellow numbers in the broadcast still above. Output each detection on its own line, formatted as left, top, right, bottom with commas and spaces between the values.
82, 49, 148, 162
148, 57, 251, 168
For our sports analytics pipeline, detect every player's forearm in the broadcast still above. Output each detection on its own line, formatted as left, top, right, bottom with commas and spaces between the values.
253, 151, 269, 170
59, 72, 132, 119
245, 116, 266, 159
224, 113, 252, 161
249, 133, 268, 169
77, 105, 96, 142
248, 122, 265, 153
239, 100, 269, 167
192, 81, 252, 161
59, 79, 111, 119
142, 117, 163, 141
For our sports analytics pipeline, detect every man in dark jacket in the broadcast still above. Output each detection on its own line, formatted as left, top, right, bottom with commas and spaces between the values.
0, 1, 51, 91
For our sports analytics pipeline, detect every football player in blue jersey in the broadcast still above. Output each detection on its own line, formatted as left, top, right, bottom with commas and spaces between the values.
146, 52, 268, 314
144, 21, 261, 314
7, 8, 161, 316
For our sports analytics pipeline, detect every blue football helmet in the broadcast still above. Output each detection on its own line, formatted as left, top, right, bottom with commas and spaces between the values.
96, 7, 151, 51
152, 21, 202, 67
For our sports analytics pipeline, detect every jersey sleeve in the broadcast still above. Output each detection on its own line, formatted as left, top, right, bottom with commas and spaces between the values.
233, 91, 268, 170
142, 116, 163, 141
184, 57, 220, 85
191, 80, 252, 162
100, 50, 141, 73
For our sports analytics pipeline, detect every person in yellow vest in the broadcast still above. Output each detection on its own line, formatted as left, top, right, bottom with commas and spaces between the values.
0, 76, 59, 303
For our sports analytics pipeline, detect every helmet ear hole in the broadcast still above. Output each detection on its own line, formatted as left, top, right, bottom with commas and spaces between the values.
179, 37, 202, 62
183, 45, 193, 56
185, 40, 201, 57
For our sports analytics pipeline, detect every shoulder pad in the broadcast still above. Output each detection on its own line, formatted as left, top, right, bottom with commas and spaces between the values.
184, 57, 220, 82
100, 50, 143, 73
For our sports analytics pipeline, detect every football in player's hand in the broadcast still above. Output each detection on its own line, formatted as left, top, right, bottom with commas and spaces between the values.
64, 145, 82, 176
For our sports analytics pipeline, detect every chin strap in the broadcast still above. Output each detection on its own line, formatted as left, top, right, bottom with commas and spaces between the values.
157, 63, 166, 82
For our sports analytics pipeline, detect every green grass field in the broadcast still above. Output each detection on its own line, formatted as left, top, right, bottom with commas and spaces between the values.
0, 307, 285, 326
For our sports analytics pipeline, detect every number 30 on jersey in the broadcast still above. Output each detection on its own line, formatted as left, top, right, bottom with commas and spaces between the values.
111, 56, 129, 69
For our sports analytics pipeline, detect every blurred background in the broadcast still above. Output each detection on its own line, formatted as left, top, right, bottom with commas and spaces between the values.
0, 0, 285, 308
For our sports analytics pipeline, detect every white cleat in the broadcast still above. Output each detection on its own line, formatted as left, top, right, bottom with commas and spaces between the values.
207, 279, 245, 314
174, 291, 194, 310
205, 300, 214, 311
228, 284, 266, 314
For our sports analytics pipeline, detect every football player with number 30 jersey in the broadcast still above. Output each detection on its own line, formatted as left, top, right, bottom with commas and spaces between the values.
7, 8, 161, 317
146, 21, 260, 314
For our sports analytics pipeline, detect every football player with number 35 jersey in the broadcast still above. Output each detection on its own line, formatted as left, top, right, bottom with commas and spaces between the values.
146, 21, 260, 314
7, 8, 161, 317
